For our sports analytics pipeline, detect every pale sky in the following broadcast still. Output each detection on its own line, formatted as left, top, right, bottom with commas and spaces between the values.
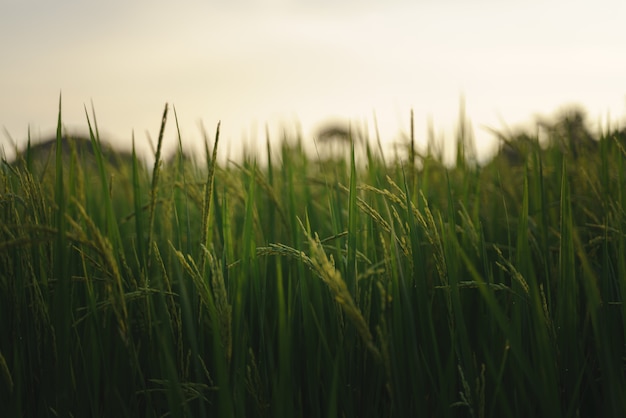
1, 0, 625, 163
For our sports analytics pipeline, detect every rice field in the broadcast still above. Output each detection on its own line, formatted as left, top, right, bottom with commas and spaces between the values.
1, 102, 625, 417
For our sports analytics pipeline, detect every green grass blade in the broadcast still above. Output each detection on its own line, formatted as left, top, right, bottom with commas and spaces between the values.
52, 94, 72, 416
201, 122, 221, 268
147, 103, 168, 271
346, 131, 358, 295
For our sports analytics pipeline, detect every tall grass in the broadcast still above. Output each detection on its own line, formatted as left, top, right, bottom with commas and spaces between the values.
1, 102, 625, 417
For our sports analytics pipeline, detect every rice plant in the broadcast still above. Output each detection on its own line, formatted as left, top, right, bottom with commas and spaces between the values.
1, 101, 625, 417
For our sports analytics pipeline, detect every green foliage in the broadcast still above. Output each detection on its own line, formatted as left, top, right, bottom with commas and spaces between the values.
1, 103, 626, 417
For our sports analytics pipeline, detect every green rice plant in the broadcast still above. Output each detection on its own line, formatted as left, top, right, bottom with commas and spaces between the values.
1, 102, 626, 417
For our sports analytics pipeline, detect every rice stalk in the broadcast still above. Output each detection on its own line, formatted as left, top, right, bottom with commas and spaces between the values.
304, 229, 380, 360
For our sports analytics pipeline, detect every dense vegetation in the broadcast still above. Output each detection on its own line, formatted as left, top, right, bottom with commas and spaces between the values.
1, 103, 625, 417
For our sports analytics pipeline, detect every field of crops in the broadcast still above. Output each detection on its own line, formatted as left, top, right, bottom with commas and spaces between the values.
1, 103, 625, 417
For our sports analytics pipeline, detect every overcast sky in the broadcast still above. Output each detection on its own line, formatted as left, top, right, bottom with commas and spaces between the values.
1, 0, 625, 162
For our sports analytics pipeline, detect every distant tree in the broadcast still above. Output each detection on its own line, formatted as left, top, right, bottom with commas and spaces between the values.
317, 125, 349, 143
315, 123, 362, 144
12, 135, 133, 176
490, 106, 600, 167
537, 107, 598, 158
